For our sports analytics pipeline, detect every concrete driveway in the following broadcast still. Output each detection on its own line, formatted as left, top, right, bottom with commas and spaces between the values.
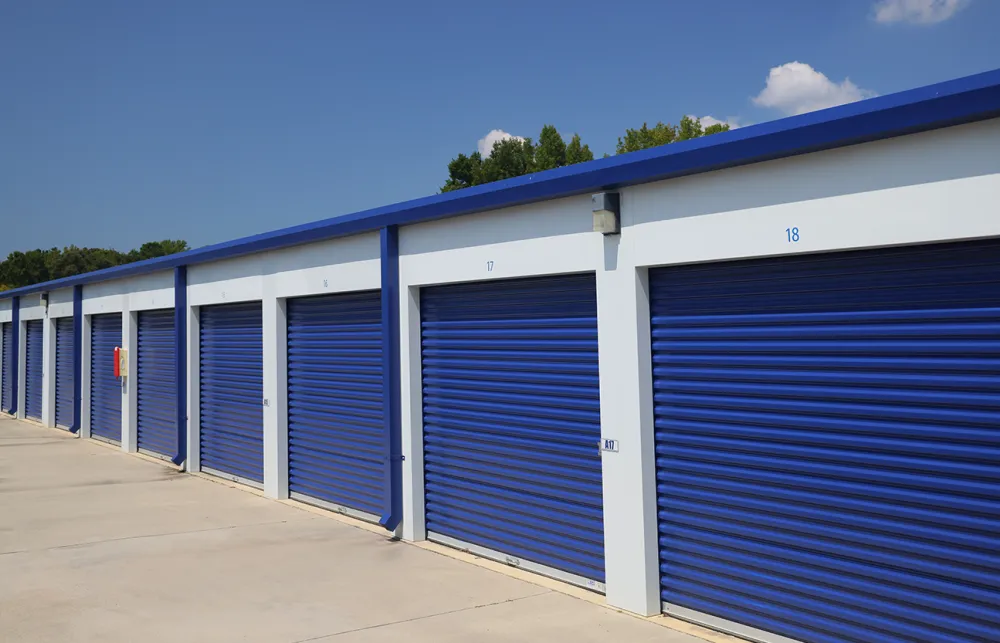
0, 417, 716, 643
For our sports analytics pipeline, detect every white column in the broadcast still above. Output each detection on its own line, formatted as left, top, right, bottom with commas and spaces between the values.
262, 294, 288, 499
80, 315, 92, 438
596, 234, 661, 616
122, 309, 138, 452
42, 317, 56, 427
399, 284, 426, 541
16, 320, 27, 420
185, 306, 200, 472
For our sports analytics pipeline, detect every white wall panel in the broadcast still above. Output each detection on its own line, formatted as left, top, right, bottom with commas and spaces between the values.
187, 233, 380, 308
83, 271, 174, 315
48, 288, 74, 319
19, 294, 46, 321
625, 119, 1000, 270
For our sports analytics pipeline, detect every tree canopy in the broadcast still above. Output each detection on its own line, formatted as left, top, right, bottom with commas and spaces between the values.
0, 240, 189, 291
442, 125, 593, 193
443, 116, 728, 192
615, 115, 729, 154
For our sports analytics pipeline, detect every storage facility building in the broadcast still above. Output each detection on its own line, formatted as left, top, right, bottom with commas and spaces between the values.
2, 69, 999, 643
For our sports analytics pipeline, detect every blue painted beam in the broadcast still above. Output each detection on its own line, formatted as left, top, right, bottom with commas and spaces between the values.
379, 225, 402, 532
71, 285, 82, 433
1, 67, 999, 301
9, 297, 18, 416
172, 266, 187, 466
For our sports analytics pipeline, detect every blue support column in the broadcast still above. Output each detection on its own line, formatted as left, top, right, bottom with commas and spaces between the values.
379, 225, 403, 532
172, 266, 187, 466
10, 296, 19, 417
71, 286, 83, 433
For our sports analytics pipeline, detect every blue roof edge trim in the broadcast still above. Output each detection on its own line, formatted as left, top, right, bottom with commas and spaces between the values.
3, 67, 1000, 300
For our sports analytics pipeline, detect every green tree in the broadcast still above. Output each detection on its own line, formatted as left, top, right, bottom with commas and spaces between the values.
480, 137, 535, 183
0, 249, 52, 287
565, 134, 594, 165
442, 126, 594, 192
441, 153, 483, 192
534, 125, 566, 171
127, 240, 189, 262
0, 240, 189, 290
617, 116, 729, 155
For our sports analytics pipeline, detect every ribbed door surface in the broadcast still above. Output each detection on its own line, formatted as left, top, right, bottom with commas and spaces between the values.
137, 309, 175, 457
287, 291, 383, 515
55, 317, 75, 428
24, 320, 43, 420
421, 274, 604, 584
1, 322, 11, 413
650, 238, 1000, 643
200, 302, 263, 483
90, 314, 122, 442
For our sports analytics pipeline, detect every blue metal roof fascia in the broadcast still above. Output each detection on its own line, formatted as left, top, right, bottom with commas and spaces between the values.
2, 67, 999, 302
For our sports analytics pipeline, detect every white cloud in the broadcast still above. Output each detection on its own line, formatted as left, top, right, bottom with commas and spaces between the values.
694, 115, 742, 129
477, 129, 525, 157
752, 62, 876, 116
873, 0, 968, 24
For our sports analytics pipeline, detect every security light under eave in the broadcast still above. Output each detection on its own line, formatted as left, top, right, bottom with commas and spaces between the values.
592, 192, 620, 235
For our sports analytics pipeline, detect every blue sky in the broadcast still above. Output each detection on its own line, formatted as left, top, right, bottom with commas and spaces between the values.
1, 0, 998, 257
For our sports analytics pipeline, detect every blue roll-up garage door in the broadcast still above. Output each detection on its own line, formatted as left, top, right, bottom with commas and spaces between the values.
55, 317, 74, 428
287, 291, 383, 517
421, 274, 604, 588
137, 309, 176, 458
200, 302, 263, 484
24, 320, 43, 421
651, 239, 1000, 643
1, 322, 11, 413
90, 313, 122, 442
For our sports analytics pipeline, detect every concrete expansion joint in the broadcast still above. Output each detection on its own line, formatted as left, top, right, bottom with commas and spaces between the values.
2, 519, 295, 556
286, 591, 553, 642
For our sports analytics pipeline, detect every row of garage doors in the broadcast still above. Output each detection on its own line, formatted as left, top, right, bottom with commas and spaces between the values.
410, 238, 999, 643
1, 237, 997, 643
1, 318, 78, 426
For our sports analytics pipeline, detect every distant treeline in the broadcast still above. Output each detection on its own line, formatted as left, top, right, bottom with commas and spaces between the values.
0, 240, 189, 291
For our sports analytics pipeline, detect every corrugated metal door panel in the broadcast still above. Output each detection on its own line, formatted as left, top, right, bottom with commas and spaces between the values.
55, 317, 75, 428
1, 322, 10, 413
651, 237, 1000, 643
421, 274, 605, 585
287, 291, 383, 516
199, 302, 263, 483
137, 309, 175, 457
24, 320, 44, 420
90, 314, 122, 442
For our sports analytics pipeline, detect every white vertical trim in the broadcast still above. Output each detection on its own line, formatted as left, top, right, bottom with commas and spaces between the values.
42, 316, 56, 427
262, 293, 288, 499
400, 284, 425, 541
596, 234, 661, 616
122, 309, 138, 452
80, 315, 92, 438
16, 320, 26, 420
186, 305, 200, 472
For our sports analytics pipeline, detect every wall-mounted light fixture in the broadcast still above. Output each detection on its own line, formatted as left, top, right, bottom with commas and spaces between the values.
592, 192, 620, 235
